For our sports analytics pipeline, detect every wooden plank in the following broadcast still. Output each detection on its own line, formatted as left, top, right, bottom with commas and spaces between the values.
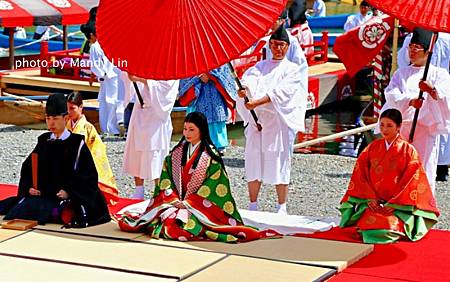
0, 230, 227, 279
4, 87, 51, 96
0, 256, 175, 282
1, 76, 99, 92
309, 62, 346, 76
185, 255, 335, 282
134, 235, 373, 272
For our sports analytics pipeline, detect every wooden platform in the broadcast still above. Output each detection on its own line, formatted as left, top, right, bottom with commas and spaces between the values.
0, 68, 99, 95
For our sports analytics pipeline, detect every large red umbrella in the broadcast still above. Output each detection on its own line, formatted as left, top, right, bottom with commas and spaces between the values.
96, 0, 287, 80
368, 0, 449, 141
367, 0, 450, 33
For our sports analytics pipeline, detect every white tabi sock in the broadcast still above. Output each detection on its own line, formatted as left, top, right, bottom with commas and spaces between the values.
248, 201, 258, 211
132, 185, 145, 200
277, 203, 287, 215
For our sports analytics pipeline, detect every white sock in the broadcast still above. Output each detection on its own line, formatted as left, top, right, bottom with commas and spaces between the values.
132, 185, 145, 199
248, 201, 258, 211
277, 203, 287, 215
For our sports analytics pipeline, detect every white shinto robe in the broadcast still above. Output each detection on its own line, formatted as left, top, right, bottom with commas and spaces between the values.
122, 75, 179, 180
397, 32, 450, 166
236, 59, 307, 185
381, 65, 450, 191
90, 41, 124, 135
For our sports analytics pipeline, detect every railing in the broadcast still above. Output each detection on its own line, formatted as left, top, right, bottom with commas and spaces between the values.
40, 41, 91, 81
232, 31, 330, 78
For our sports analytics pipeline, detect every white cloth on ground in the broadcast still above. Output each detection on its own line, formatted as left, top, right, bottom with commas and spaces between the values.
117, 202, 338, 236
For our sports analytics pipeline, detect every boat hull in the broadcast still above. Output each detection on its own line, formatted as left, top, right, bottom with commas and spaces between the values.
0, 34, 83, 52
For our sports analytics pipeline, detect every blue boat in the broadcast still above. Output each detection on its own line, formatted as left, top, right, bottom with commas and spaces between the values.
308, 14, 350, 29
0, 33, 84, 52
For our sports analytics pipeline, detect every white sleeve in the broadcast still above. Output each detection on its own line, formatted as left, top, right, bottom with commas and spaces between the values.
144, 80, 179, 120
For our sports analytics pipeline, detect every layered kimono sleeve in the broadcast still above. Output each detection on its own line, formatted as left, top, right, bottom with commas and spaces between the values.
178, 76, 201, 106
339, 145, 378, 227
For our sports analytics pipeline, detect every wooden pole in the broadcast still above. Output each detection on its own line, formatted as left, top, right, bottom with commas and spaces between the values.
8, 28, 14, 70
390, 18, 400, 76
62, 25, 68, 50
293, 123, 377, 150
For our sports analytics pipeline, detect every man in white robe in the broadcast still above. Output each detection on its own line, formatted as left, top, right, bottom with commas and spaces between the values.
236, 26, 308, 215
398, 32, 450, 182
381, 28, 450, 192
122, 73, 179, 199
343, 1, 372, 32
83, 24, 125, 136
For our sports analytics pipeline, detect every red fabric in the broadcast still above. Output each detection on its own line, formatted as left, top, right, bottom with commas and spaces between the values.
178, 87, 196, 107
96, 0, 288, 79
0, 182, 143, 218
333, 15, 394, 77
367, 0, 450, 33
299, 227, 450, 282
0, 183, 19, 199
0, 1, 34, 27
208, 74, 236, 121
44, 0, 89, 25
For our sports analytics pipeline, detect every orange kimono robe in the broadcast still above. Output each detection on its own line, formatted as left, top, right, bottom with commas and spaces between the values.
340, 136, 439, 244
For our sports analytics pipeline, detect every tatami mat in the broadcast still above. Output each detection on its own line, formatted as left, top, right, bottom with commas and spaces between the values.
0, 228, 27, 242
33, 221, 144, 240
0, 230, 226, 279
135, 235, 373, 272
184, 255, 335, 282
0, 255, 175, 282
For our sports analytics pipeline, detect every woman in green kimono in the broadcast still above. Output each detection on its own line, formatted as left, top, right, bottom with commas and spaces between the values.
119, 112, 278, 242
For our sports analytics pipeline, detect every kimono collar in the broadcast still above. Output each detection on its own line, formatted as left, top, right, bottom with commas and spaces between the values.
50, 128, 71, 141
384, 134, 400, 150
188, 142, 201, 158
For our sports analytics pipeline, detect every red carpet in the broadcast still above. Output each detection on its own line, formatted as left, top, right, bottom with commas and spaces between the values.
298, 227, 450, 282
2, 183, 449, 281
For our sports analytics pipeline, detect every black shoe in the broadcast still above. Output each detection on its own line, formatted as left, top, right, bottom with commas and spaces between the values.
436, 165, 449, 181
436, 174, 449, 182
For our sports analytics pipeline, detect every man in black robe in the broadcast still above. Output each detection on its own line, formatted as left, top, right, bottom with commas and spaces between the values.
0, 93, 110, 227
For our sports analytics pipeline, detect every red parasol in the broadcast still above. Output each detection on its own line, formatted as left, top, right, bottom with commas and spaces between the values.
368, 0, 449, 141
367, 0, 450, 33
96, 0, 288, 80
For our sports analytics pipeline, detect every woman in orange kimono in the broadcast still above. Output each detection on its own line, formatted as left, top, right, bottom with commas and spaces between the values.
340, 109, 439, 244
119, 112, 279, 242
66, 92, 119, 205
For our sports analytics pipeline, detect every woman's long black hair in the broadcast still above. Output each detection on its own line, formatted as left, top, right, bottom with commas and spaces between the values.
173, 112, 225, 170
